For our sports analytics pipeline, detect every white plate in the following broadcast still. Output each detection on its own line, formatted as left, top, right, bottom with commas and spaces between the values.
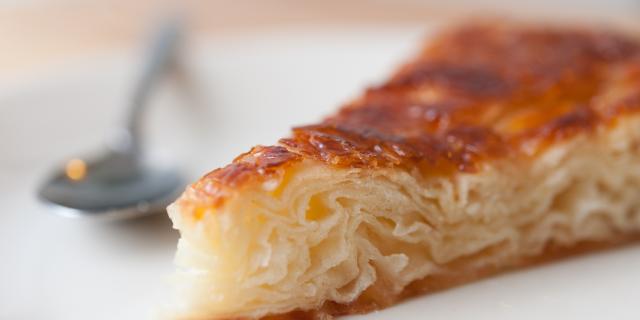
2, 25, 640, 320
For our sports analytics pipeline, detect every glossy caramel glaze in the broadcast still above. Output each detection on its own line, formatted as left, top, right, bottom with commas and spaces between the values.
181, 22, 640, 210
183, 146, 301, 208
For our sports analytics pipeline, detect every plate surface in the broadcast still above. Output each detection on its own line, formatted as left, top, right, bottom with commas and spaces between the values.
2, 25, 640, 320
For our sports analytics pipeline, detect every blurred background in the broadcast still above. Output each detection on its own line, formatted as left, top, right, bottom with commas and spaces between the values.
1, 0, 639, 80
1, 1, 640, 319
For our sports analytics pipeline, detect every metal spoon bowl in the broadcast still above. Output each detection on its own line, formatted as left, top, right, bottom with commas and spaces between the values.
38, 17, 185, 220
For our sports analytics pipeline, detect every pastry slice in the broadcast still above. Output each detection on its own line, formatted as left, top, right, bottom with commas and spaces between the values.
168, 22, 640, 319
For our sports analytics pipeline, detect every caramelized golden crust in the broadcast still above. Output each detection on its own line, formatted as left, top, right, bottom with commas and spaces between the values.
186, 22, 640, 210
178, 146, 300, 208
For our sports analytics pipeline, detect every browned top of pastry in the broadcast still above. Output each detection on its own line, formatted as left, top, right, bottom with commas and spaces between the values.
180, 22, 640, 209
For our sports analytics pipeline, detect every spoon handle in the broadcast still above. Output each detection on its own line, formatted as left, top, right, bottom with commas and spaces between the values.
120, 15, 184, 155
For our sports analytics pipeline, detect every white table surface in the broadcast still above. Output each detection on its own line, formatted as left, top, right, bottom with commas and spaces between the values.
2, 25, 640, 320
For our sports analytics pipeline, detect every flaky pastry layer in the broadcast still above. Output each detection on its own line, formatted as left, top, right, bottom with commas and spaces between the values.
168, 22, 640, 319
170, 115, 640, 318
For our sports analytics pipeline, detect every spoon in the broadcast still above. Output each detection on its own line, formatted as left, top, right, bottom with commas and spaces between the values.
37, 17, 185, 220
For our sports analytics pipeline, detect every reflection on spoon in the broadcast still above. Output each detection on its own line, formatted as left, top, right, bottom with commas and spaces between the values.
38, 16, 186, 220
